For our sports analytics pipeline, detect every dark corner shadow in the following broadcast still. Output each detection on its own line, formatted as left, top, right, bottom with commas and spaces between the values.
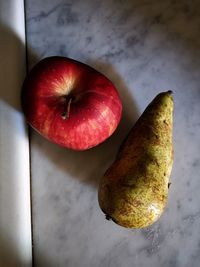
31, 60, 139, 189
0, 233, 29, 267
0, 233, 17, 267
0, 23, 39, 112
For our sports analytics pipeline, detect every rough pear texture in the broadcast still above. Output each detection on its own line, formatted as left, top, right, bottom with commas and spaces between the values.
98, 91, 174, 228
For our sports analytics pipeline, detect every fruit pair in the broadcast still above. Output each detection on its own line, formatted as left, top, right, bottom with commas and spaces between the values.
22, 57, 174, 229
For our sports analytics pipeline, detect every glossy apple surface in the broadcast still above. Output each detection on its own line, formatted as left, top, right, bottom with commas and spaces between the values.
21, 56, 122, 150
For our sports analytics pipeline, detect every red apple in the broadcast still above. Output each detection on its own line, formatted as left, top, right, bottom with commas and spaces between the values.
21, 56, 122, 150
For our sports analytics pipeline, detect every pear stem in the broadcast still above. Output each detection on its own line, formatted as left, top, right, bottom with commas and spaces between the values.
62, 97, 73, 120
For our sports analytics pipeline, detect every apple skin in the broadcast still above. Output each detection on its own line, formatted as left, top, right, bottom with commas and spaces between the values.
21, 56, 122, 150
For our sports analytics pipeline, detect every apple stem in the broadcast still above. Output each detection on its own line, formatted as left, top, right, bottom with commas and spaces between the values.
62, 97, 73, 120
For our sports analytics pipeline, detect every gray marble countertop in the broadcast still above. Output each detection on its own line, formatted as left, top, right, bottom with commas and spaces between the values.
26, 1, 200, 266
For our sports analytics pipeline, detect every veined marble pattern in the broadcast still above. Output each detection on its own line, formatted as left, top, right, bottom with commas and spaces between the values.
25, 0, 200, 266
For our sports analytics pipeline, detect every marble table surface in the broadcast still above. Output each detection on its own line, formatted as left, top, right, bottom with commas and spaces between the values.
25, 1, 200, 266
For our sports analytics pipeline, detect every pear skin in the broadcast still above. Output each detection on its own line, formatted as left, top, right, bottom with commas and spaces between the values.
98, 91, 174, 228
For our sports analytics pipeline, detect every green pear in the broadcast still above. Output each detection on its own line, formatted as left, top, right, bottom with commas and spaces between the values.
98, 91, 174, 228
